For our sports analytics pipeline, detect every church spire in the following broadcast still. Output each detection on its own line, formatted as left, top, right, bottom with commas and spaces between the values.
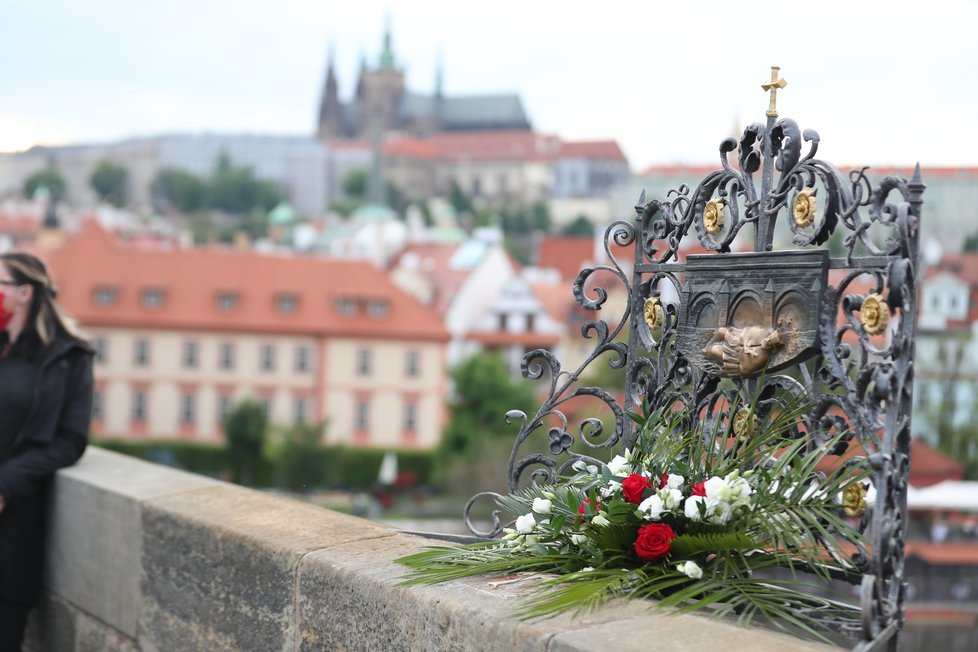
316, 45, 343, 140
378, 14, 396, 70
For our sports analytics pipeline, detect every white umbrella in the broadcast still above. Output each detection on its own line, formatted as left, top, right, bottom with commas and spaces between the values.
378, 451, 398, 486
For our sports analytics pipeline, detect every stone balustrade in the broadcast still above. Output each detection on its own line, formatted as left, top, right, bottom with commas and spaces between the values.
25, 448, 839, 651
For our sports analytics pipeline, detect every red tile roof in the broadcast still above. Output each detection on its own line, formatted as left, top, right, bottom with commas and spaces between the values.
559, 140, 628, 162
816, 438, 965, 488
906, 541, 978, 564
389, 242, 470, 319
46, 221, 449, 342
384, 137, 439, 160
429, 131, 562, 163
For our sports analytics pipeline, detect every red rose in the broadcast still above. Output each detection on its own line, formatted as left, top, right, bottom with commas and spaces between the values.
634, 523, 676, 561
659, 473, 670, 489
691, 481, 706, 497
577, 497, 601, 522
622, 473, 653, 504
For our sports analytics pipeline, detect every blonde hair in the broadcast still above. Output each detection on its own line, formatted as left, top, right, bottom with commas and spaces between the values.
1, 251, 86, 346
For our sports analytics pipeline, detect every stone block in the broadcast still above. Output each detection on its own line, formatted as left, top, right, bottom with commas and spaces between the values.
45, 448, 221, 637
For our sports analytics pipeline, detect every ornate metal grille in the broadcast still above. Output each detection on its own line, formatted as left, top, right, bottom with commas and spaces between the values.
465, 68, 922, 651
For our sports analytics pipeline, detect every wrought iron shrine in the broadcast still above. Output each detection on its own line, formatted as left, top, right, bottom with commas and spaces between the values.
466, 68, 923, 651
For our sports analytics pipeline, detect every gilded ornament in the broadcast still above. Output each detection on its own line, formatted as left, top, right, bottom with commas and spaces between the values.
732, 407, 756, 440
792, 188, 817, 228
860, 294, 889, 335
704, 199, 725, 235
643, 297, 664, 331
842, 483, 867, 518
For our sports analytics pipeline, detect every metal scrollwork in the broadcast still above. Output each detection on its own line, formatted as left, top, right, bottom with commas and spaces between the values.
466, 69, 921, 651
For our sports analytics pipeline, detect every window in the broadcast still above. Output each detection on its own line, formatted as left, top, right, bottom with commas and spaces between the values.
215, 291, 239, 312
499, 313, 508, 331
356, 349, 372, 376
93, 286, 118, 307
217, 395, 232, 423
180, 393, 196, 424
133, 339, 150, 367
336, 297, 357, 316
182, 341, 198, 369
405, 350, 420, 378
950, 295, 959, 310
140, 288, 166, 310
526, 313, 536, 333
295, 345, 311, 373
132, 391, 147, 422
92, 390, 104, 420
403, 402, 417, 432
218, 342, 235, 370
260, 344, 276, 372
354, 400, 369, 431
293, 397, 308, 425
931, 294, 939, 309
94, 338, 108, 364
367, 299, 389, 318
276, 293, 299, 314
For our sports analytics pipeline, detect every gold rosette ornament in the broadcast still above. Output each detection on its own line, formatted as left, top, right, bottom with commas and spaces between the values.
792, 187, 817, 228
703, 198, 725, 235
860, 294, 889, 336
732, 407, 756, 441
643, 297, 664, 331
842, 483, 867, 517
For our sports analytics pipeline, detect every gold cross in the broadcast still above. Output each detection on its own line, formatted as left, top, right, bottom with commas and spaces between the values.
761, 66, 787, 117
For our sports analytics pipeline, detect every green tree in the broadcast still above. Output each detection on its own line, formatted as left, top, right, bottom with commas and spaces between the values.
964, 232, 978, 253
208, 156, 283, 214
275, 422, 330, 490
342, 169, 368, 200
89, 160, 129, 207
23, 168, 66, 202
151, 168, 208, 212
561, 215, 595, 237
440, 352, 536, 462
223, 399, 268, 486
530, 200, 552, 233
449, 180, 474, 216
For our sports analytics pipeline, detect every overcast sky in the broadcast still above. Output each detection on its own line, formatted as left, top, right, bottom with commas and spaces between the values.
3, 0, 976, 170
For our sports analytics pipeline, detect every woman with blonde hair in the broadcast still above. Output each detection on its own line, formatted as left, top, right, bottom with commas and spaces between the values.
0, 251, 92, 650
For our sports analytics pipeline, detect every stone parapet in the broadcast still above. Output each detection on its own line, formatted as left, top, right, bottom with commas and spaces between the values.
25, 448, 839, 651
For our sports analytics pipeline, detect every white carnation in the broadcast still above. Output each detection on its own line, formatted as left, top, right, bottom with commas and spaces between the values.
684, 495, 706, 521
677, 560, 703, 579
665, 473, 685, 490
607, 454, 632, 476
638, 494, 665, 520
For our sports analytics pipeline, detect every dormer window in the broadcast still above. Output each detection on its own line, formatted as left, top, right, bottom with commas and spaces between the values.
336, 297, 357, 316
93, 285, 119, 307
275, 293, 299, 314
367, 299, 389, 318
216, 291, 239, 312
141, 288, 166, 310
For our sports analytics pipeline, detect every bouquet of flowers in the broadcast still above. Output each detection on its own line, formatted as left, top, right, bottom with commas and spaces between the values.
397, 398, 869, 642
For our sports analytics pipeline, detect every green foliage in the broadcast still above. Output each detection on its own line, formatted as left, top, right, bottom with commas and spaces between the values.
96, 439, 231, 475
151, 168, 208, 212
223, 399, 268, 486
449, 180, 474, 216
561, 215, 594, 237
89, 160, 129, 207
274, 422, 331, 490
209, 156, 282, 214
964, 232, 978, 253
438, 352, 536, 464
342, 169, 368, 200
23, 168, 66, 202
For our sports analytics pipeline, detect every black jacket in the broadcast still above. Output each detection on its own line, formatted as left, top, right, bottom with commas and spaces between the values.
0, 333, 93, 604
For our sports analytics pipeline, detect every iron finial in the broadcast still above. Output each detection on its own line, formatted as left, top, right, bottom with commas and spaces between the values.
761, 66, 787, 118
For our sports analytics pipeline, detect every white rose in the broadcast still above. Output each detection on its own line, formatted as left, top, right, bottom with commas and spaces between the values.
703, 476, 728, 502
666, 474, 685, 490
608, 455, 631, 476
684, 495, 706, 521
515, 513, 536, 533
532, 497, 553, 514
638, 494, 665, 520
677, 560, 703, 579
591, 513, 611, 527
